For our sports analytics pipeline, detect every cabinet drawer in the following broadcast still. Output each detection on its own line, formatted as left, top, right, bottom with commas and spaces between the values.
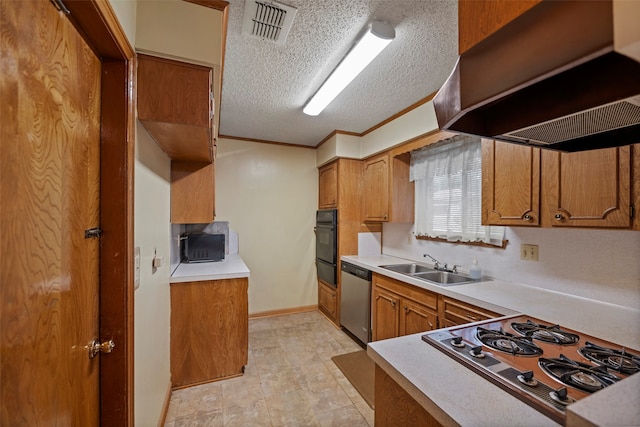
440, 297, 500, 326
373, 273, 437, 311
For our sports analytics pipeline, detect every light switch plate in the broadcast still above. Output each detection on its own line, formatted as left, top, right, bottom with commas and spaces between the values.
520, 244, 539, 261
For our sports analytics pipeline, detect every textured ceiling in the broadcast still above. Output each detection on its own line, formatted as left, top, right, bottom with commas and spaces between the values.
219, 0, 458, 147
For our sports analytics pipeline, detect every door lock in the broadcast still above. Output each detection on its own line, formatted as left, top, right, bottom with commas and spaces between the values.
87, 339, 115, 359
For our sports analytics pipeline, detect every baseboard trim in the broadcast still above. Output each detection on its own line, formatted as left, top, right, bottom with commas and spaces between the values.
249, 305, 318, 319
158, 380, 172, 427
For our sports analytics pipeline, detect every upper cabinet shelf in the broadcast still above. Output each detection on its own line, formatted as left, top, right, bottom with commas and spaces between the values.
137, 54, 214, 163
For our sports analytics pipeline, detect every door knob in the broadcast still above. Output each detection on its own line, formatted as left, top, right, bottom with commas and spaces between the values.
87, 339, 115, 359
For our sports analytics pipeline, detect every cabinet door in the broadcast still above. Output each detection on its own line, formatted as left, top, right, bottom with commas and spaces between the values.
318, 280, 337, 321
543, 146, 632, 228
482, 140, 540, 226
318, 162, 338, 209
372, 286, 398, 341
363, 153, 389, 221
137, 54, 214, 162
400, 299, 437, 336
171, 278, 248, 387
171, 160, 215, 224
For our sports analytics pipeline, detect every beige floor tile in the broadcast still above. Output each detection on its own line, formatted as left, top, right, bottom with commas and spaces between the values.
354, 401, 375, 426
223, 399, 271, 427
221, 375, 265, 408
164, 311, 375, 427
302, 381, 353, 417
176, 382, 223, 417
259, 368, 302, 397
264, 388, 318, 427
174, 409, 224, 427
315, 405, 369, 427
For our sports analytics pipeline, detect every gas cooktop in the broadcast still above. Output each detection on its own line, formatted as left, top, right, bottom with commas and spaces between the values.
422, 315, 640, 425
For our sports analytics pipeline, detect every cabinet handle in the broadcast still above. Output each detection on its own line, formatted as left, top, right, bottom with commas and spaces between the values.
428, 321, 434, 329
523, 214, 532, 221
383, 214, 388, 220
466, 313, 478, 321
403, 305, 408, 312
391, 300, 396, 308
554, 213, 564, 221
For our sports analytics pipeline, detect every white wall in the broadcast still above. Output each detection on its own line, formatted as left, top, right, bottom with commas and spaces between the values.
135, 0, 223, 66
382, 223, 640, 310
133, 127, 172, 427
215, 138, 318, 314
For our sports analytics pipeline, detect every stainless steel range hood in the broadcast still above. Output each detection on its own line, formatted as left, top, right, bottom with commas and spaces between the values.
433, 0, 640, 152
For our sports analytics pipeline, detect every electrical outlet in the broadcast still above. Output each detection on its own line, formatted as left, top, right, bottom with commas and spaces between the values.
520, 244, 539, 261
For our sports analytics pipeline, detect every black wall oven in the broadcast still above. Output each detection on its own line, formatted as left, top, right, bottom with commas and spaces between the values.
315, 209, 337, 286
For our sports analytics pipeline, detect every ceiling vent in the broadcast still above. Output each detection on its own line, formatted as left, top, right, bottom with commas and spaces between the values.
241, 1, 297, 45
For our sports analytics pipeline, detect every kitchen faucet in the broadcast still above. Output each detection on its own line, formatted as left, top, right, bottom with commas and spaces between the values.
423, 253, 460, 273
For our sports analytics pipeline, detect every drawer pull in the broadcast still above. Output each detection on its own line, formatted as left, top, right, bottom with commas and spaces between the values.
466, 313, 478, 321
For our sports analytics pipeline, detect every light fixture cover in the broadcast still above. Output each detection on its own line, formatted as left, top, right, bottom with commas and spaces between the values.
303, 21, 395, 116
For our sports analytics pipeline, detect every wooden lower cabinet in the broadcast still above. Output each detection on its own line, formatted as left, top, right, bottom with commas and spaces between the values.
170, 278, 248, 388
372, 274, 438, 341
318, 280, 338, 321
375, 365, 443, 427
438, 295, 501, 327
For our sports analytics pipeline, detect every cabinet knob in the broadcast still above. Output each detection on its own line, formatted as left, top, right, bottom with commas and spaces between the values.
554, 213, 564, 221
391, 300, 396, 308
383, 214, 388, 220
523, 214, 532, 221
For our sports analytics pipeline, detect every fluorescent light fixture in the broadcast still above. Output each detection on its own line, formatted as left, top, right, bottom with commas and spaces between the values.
303, 21, 395, 116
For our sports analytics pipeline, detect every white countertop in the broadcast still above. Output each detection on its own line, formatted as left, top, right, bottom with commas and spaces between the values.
170, 254, 250, 283
343, 254, 640, 427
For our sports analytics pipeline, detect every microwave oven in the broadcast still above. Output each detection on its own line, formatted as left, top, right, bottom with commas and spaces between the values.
181, 233, 225, 263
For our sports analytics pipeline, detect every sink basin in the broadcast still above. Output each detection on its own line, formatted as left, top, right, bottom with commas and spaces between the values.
380, 262, 479, 286
380, 263, 434, 274
413, 271, 473, 286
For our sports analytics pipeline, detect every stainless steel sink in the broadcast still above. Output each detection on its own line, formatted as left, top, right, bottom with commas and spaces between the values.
412, 271, 473, 286
380, 263, 479, 286
380, 263, 434, 274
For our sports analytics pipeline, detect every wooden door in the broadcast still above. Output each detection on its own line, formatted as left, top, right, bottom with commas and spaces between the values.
318, 162, 338, 209
482, 140, 540, 226
542, 146, 632, 228
372, 287, 398, 341
1, 1, 102, 424
400, 299, 437, 336
363, 153, 389, 221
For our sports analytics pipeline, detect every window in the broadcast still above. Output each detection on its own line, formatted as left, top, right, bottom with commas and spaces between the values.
410, 136, 505, 246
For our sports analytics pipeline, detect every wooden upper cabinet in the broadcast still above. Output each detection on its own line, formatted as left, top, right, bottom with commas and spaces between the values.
362, 152, 413, 223
137, 54, 214, 163
482, 139, 540, 226
542, 146, 632, 228
171, 160, 215, 224
318, 162, 338, 209
458, 0, 542, 53
363, 153, 390, 221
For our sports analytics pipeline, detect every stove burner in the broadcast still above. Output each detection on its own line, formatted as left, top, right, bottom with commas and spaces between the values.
476, 327, 543, 357
511, 320, 579, 345
579, 341, 640, 374
539, 354, 621, 393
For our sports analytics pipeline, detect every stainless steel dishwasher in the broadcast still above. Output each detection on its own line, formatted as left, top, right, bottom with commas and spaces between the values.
340, 261, 372, 344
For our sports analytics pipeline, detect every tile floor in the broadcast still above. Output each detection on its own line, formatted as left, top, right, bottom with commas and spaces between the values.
164, 310, 375, 427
